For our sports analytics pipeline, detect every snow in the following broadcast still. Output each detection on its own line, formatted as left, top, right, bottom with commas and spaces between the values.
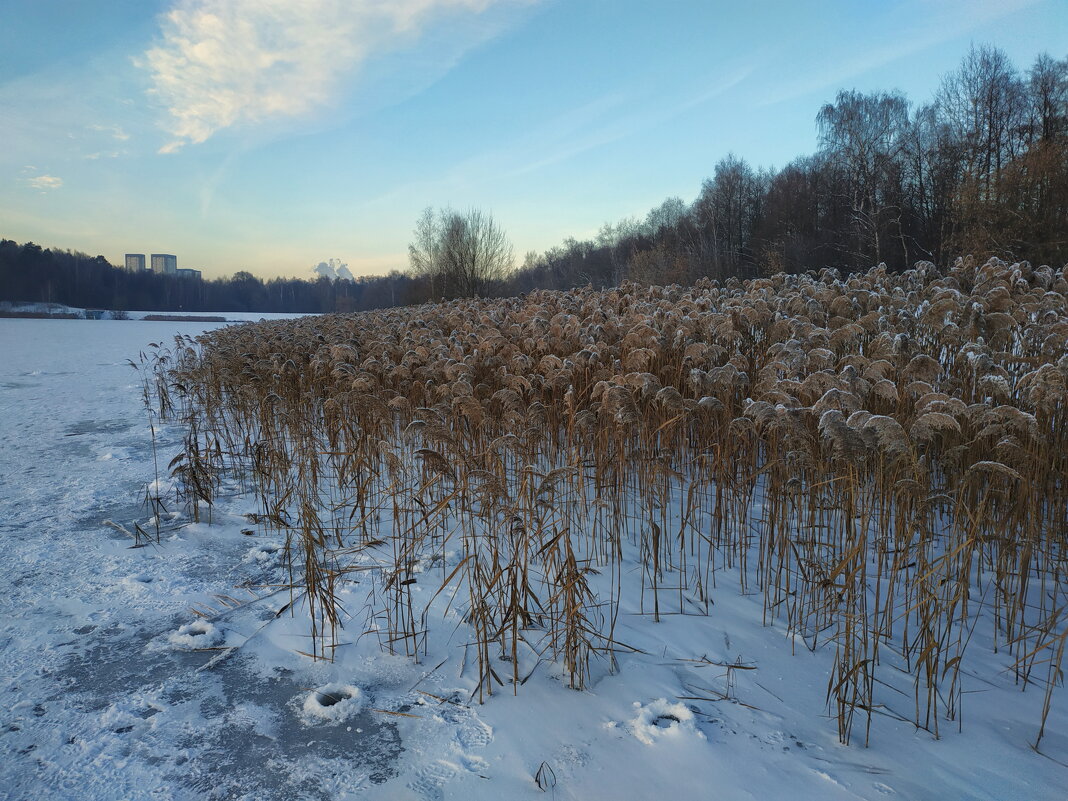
0, 317, 1065, 800
623, 699, 704, 745
168, 619, 222, 649
301, 684, 364, 724
243, 540, 285, 565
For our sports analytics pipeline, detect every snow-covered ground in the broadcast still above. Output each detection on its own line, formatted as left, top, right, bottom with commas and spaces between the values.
0, 318, 1064, 800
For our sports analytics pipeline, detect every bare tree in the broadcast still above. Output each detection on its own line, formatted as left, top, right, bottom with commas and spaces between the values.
596, 218, 640, 286
409, 207, 513, 299
644, 197, 687, 236
937, 45, 1026, 196
817, 90, 910, 263
1027, 53, 1068, 144
692, 154, 764, 277
408, 206, 443, 299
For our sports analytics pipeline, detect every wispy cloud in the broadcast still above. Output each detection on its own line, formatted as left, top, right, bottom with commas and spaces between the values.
756, 0, 1045, 107
26, 174, 63, 190
144, 0, 529, 153
364, 63, 754, 203
674, 66, 754, 114
89, 124, 130, 141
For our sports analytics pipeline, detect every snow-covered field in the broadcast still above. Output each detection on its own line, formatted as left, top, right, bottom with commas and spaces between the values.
1, 318, 1065, 800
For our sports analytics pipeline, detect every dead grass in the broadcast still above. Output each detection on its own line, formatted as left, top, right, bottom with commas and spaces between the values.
149, 256, 1068, 746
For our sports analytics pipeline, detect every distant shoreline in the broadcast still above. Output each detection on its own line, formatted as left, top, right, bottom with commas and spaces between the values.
0, 310, 228, 322
0, 311, 82, 319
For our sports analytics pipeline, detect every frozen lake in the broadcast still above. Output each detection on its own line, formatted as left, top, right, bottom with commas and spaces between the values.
0, 320, 403, 799
0, 318, 1064, 800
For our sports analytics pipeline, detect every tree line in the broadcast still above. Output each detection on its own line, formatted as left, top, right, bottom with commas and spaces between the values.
2, 44, 1064, 313
0, 239, 418, 314
406, 45, 1065, 302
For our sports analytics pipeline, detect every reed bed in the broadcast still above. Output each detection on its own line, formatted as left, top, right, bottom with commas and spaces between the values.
153, 256, 1068, 745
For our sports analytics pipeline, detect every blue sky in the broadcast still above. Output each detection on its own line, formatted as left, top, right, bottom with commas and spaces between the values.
1, 0, 1065, 279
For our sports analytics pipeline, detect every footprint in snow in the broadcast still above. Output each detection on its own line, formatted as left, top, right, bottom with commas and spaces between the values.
556, 742, 590, 768
121, 573, 155, 591
460, 753, 489, 773
436, 700, 493, 750
408, 759, 459, 801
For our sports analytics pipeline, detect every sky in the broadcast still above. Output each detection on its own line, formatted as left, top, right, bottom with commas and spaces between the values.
1, 0, 1065, 280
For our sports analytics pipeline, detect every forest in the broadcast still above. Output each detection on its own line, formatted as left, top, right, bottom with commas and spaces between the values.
1, 44, 1064, 313
496, 45, 1067, 298
0, 240, 417, 314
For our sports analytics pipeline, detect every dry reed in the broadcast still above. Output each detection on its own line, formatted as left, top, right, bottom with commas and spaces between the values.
149, 256, 1068, 746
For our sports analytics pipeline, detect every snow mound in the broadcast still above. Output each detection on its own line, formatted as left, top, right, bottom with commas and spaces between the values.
168, 619, 220, 648
120, 573, 156, 591
627, 699, 704, 745
146, 478, 174, 496
301, 683, 363, 724
244, 541, 284, 564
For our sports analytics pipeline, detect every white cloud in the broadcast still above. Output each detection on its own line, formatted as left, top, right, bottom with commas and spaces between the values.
144, 0, 522, 153
89, 124, 130, 141
26, 174, 63, 190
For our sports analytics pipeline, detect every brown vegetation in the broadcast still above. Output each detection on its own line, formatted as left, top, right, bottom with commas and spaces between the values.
155, 256, 1068, 746
142, 314, 227, 322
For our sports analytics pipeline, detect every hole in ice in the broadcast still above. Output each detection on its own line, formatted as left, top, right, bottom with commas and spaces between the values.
301, 683, 363, 722
316, 689, 353, 707
628, 700, 702, 744
168, 619, 220, 648
245, 542, 284, 564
